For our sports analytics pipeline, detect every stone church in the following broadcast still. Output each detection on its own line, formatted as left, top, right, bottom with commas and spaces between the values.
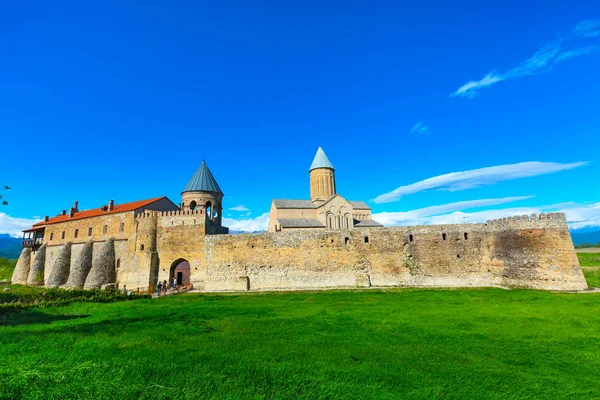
268, 147, 382, 232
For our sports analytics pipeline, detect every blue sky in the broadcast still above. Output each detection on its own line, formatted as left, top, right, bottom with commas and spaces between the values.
1, 1, 599, 234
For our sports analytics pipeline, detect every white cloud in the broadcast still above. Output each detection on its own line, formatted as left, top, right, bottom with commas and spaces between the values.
411, 121, 430, 135
223, 212, 269, 233
229, 205, 250, 212
373, 161, 587, 204
373, 200, 600, 229
373, 196, 532, 225
559, 202, 600, 229
452, 19, 600, 98
0, 213, 39, 237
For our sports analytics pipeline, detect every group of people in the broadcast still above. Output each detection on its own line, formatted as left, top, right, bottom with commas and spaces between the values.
156, 277, 180, 297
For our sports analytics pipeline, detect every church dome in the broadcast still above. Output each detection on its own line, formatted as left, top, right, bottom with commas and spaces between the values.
309, 147, 335, 172
182, 161, 223, 194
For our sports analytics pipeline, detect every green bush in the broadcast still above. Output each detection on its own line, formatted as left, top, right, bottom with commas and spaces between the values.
0, 257, 16, 281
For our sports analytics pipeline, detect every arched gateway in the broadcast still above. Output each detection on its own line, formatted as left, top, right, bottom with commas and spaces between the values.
170, 258, 191, 287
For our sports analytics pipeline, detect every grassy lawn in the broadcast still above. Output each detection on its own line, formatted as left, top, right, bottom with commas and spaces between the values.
582, 267, 600, 288
1, 289, 600, 399
577, 252, 600, 267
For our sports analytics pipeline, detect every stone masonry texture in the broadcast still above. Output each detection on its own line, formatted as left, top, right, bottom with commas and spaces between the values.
64, 240, 94, 289
26, 244, 46, 286
46, 242, 72, 288
84, 238, 116, 289
11, 247, 31, 284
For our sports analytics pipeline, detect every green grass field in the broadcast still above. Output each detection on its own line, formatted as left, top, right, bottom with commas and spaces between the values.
2, 288, 600, 399
577, 252, 600, 267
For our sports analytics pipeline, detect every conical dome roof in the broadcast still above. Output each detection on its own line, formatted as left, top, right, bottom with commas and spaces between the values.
182, 161, 223, 194
309, 147, 335, 172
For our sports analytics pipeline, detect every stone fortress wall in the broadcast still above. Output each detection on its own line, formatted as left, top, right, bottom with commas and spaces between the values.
12, 210, 587, 292
202, 212, 585, 292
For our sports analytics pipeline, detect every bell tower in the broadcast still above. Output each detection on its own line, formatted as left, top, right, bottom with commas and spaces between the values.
309, 147, 336, 202
181, 160, 224, 226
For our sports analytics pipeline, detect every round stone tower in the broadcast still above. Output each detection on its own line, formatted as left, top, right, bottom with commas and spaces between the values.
309, 147, 336, 202
181, 160, 224, 226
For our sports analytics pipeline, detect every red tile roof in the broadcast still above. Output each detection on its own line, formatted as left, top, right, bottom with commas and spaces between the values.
31, 197, 169, 227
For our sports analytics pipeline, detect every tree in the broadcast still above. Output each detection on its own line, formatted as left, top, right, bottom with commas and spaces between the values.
1, 185, 9, 205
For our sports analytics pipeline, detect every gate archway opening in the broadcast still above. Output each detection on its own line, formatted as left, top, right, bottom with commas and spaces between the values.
170, 258, 191, 287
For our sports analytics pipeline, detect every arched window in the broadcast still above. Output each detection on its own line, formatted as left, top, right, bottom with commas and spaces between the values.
61, 231, 65, 239
344, 214, 351, 229
140, 244, 145, 251
326, 214, 334, 229
206, 201, 213, 220
442, 233, 447, 241
464, 232, 469, 240
190, 200, 197, 211
50, 232, 54, 240
409, 234, 414, 242
345, 237, 350, 245
74, 229, 78, 238
364, 236, 369, 244
103, 224, 108, 234
116, 259, 121, 269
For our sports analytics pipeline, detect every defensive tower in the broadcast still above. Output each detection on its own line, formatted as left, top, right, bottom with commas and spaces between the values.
309, 147, 336, 202
181, 161, 224, 226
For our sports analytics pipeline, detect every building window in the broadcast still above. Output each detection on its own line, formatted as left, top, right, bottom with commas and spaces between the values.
344, 237, 350, 245
61, 231, 65, 239
442, 233, 447, 241
88, 227, 92, 236
190, 200, 197, 211
140, 244, 145, 251
50, 232, 54, 241
409, 234, 414, 242
103, 224, 108, 234
120, 222, 124, 232
116, 259, 121, 269
74, 229, 78, 238
364, 236, 369, 244
464, 232, 469, 240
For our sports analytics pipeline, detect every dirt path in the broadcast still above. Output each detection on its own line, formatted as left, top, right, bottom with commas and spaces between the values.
576, 248, 600, 253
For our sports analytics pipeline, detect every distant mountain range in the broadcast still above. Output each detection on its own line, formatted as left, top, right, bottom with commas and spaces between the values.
0, 234, 22, 259
0, 228, 597, 260
570, 228, 600, 247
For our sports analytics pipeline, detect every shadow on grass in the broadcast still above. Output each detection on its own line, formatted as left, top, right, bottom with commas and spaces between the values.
0, 312, 90, 326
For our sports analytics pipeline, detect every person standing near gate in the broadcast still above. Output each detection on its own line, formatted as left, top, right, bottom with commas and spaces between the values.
173, 276, 177, 292
157, 281, 162, 297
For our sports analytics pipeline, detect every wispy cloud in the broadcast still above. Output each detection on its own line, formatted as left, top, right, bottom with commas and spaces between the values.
0, 213, 40, 237
411, 121, 430, 135
229, 205, 250, 212
373, 196, 532, 226
452, 19, 600, 98
222, 212, 269, 233
373, 200, 600, 230
372, 161, 587, 204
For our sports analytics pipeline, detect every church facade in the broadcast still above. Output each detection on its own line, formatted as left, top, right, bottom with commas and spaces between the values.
268, 147, 382, 232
